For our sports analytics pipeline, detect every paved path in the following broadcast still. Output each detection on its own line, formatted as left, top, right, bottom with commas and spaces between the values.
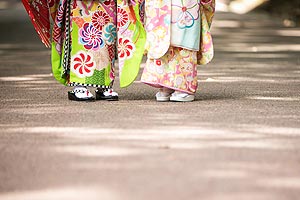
0, 4, 300, 200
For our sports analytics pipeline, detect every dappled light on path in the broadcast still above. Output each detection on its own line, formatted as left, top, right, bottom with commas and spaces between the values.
1, 124, 300, 200
0, 186, 119, 200
216, 0, 269, 14
0, 2, 300, 200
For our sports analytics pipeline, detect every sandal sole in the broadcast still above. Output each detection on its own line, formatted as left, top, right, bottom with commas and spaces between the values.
68, 92, 95, 101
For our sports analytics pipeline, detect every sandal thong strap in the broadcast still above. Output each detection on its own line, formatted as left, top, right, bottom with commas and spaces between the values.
170, 92, 195, 102
95, 88, 118, 101
68, 86, 94, 101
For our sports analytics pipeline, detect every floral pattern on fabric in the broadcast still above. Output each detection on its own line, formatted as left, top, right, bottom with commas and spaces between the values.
117, 7, 129, 29
103, 23, 117, 45
50, 0, 117, 86
49, 0, 146, 88
141, 46, 198, 94
71, 51, 96, 78
144, 0, 215, 64
170, 0, 201, 50
116, 0, 146, 87
79, 23, 104, 50
144, 0, 171, 59
197, 0, 215, 65
118, 36, 136, 60
171, 0, 200, 29
142, 0, 215, 93
92, 11, 110, 31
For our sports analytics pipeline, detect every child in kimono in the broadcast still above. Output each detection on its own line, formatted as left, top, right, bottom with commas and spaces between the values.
141, 0, 215, 102
50, 0, 121, 101
51, 0, 146, 101
24, 0, 145, 101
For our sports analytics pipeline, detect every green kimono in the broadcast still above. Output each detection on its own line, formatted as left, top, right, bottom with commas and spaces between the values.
50, 0, 146, 88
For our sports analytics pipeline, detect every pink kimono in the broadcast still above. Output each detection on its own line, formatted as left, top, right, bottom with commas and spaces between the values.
141, 0, 215, 94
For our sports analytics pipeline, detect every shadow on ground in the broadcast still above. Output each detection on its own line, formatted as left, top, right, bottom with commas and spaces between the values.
0, 4, 300, 200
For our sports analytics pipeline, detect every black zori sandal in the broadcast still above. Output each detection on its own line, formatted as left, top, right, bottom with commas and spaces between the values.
68, 86, 95, 101
95, 88, 118, 101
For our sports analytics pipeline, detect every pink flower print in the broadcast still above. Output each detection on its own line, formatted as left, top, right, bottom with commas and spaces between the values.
79, 23, 104, 50
172, 1, 200, 29
117, 7, 129, 29
117, 37, 135, 60
71, 51, 96, 78
92, 11, 110, 31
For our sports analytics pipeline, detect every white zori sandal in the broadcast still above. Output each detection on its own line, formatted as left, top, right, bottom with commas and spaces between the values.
170, 91, 195, 102
155, 88, 174, 102
68, 86, 94, 101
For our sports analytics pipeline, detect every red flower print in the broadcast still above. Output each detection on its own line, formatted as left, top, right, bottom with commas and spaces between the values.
117, 7, 129, 28
102, 0, 114, 6
92, 11, 110, 31
118, 37, 135, 60
155, 60, 162, 66
71, 51, 96, 78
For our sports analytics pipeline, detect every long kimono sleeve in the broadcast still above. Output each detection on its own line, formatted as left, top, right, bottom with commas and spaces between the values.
117, 0, 146, 87
197, 0, 215, 65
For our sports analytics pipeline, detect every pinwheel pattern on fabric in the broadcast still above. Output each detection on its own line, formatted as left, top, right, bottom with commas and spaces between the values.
117, 36, 136, 60
71, 51, 96, 78
79, 23, 105, 50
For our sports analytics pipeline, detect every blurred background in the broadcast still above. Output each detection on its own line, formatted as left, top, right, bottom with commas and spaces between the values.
217, 0, 300, 27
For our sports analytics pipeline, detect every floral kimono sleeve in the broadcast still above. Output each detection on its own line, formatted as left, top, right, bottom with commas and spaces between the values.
117, 0, 146, 87
197, 0, 215, 65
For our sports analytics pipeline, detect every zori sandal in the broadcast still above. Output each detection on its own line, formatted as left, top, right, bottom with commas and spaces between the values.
170, 91, 195, 102
155, 87, 174, 102
68, 86, 95, 101
95, 88, 119, 101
